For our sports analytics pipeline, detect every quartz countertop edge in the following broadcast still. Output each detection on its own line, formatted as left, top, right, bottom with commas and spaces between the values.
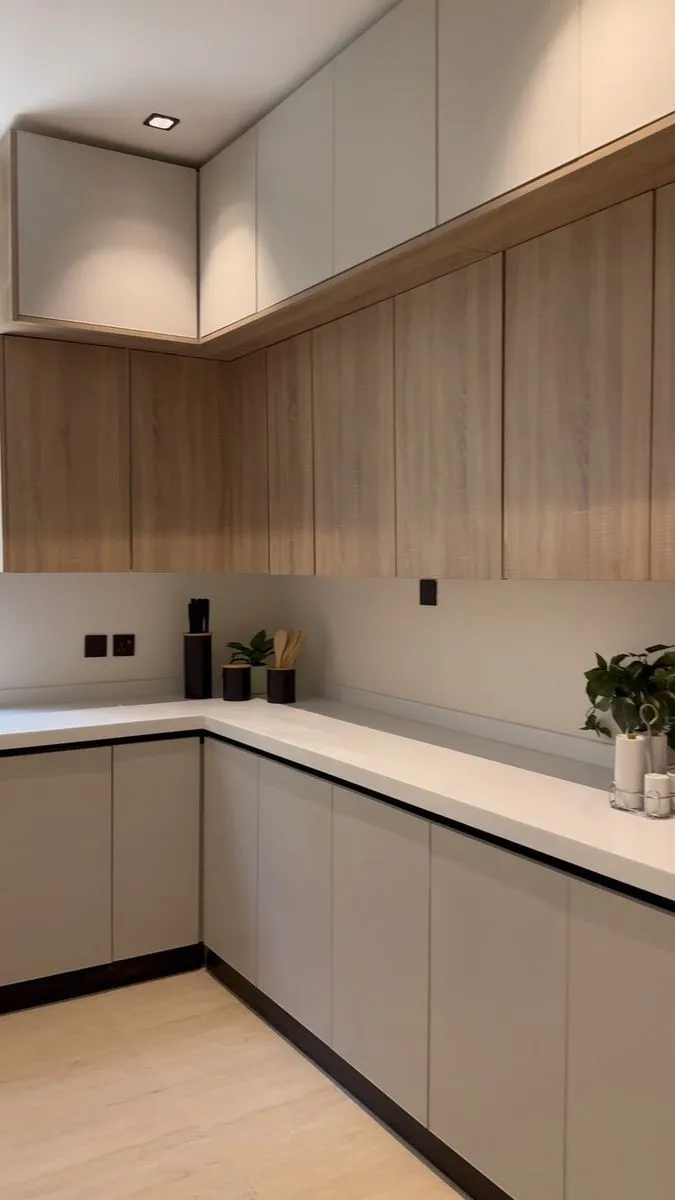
0, 697, 672, 904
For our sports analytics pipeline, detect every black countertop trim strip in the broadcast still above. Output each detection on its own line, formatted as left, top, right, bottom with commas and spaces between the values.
0, 721, 672, 916
0, 943, 205, 1016
206, 950, 512, 1200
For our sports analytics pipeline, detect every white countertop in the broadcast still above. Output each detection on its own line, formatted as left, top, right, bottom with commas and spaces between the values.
0, 697, 672, 903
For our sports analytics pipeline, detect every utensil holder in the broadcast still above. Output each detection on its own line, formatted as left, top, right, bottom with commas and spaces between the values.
222, 664, 251, 702
267, 668, 295, 705
183, 633, 212, 700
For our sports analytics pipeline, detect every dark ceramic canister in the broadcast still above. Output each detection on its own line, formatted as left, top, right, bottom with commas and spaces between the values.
267, 667, 295, 705
222, 664, 252, 702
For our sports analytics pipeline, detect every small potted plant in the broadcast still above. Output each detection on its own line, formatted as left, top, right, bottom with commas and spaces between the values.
227, 629, 274, 696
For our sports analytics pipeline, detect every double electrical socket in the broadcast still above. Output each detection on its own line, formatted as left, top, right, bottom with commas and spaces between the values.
84, 634, 135, 658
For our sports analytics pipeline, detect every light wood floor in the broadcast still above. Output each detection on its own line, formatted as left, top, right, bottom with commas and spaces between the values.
0, 970, 459, 1199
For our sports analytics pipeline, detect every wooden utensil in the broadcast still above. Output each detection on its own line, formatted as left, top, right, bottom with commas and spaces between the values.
280, 629, 298, 668
282, 629, 306, 668
274, 629, 288, 670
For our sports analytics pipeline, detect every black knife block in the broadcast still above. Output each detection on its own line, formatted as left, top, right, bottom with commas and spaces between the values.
184, 633, 212, 700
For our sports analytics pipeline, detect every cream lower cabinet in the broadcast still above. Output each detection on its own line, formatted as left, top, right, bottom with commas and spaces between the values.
331, 787, 430, 1122
257, 760, 332, 1040
0, 748, 111, 986
429, 826, 568, 1200
566, 880, 675, 1200
203, 740, 259, 982
112, 739, 201, 961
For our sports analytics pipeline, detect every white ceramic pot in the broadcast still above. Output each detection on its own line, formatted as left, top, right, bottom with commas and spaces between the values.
250, 664, 267, 697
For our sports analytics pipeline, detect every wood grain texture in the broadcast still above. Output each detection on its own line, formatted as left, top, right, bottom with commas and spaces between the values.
0, 132, 14, 325
504, 194, 653, 580
130, 352, 230, 571
395, 256, 503, 579
3, 336, 130, 571
267, 334, 314, 575
651, 183, 675, 578
312, 302, 395, 577
222, 351, 269, 573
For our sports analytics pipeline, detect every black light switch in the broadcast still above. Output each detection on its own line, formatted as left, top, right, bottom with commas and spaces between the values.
113, 633, 136, 657
419, 579, 438, 606
84, 634, 108, 658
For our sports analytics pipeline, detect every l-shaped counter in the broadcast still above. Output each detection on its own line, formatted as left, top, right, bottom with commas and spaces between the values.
0, 697, 672, 1200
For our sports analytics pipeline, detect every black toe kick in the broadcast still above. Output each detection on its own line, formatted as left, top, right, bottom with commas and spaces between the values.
0, 944, 205, 1016
205, 949, 513, 1200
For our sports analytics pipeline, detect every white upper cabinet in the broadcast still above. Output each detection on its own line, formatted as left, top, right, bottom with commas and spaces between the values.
334, 0, 437, 273
257, 65, 334, 309
580, 0, 675, 153
199, 128, 257, 335
438, 0, 581, 222
16, 132, 197, 337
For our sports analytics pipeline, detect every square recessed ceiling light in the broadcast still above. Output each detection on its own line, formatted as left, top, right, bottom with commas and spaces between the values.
143, 112, 180, 131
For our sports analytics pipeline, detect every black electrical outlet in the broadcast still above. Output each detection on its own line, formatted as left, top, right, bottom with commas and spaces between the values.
84, 634, 108, 658
113, 633, 135, 657
419, 579, 438, 606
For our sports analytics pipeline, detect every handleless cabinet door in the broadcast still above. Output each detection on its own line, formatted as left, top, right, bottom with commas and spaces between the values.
504, 194, 653, 580
267, 333, 315, 575
334, 0, 436, 272
0, 748, 111, 986
395, 256, 503, 579
16, 131, 197, 337
650, 184, 675, 578
3, 336, 130, 572
438, 0, 580, 222
429, 826, 568, 1200
112, 739, 200, 961
313, 302, 395, 576
200, 128, 257, 336
258, 760, 332, 1040
332, 788, 430, 1122
222, 352, 269, 573
567, 880, 675, 1200
257, 65, 334, 309
203, 740, 259, 983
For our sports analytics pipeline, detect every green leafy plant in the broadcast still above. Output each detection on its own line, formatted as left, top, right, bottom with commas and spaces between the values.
227, 629, 274, 667
582, 644, 675, 745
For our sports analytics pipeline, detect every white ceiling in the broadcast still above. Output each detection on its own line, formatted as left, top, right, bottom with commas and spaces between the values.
0, 0, 399, 165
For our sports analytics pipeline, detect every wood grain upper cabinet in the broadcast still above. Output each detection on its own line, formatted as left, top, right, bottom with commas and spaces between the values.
430, 826, 568, 1200
438, 0, 580, 222
504, 194, 653, 580
395, 256, 503, 579
650, 184, 675, 579
580, 0, 675, 154
200, 129, 257, 336
222, 352, 269, 573
566, 881, 675, 1200
257, 65, 333, 309
334, 0, 436, 273
312, 302, 395, 577
2, 336, 130, 572
0, 747, 111, 987
267, 334, 314, 575
15, 132, 197, 337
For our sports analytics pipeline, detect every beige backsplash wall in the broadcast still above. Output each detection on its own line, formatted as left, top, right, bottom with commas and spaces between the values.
0, 573, 284, 705
278, 577, 675, 738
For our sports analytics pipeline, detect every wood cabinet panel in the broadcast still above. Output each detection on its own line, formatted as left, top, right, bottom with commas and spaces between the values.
504, 194, 653, 579
334, 0, 436, 272
16, 132, 197, 337
200, 129, 257, 336
0, 748, 111, 986
439, 0, 580, 222
429, 826, 567, 1200
395, 256, 503, 578
258, 760, 332, 1040
3, 336, 130, 572
267, 333, 314, 575
332, 787, 429, 1122
203, 740, 259, 983
130, 352, 229, 571
257, 66, 334, 309
112, 740, 200, 961
222, 351, 269, 573
651, 183, 675, 578
567, 880, 675, 1200
312, 302, 395, 576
